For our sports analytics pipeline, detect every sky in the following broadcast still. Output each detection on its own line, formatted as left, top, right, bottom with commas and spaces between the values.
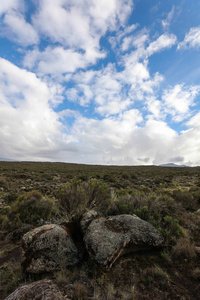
1, 0, 200, 166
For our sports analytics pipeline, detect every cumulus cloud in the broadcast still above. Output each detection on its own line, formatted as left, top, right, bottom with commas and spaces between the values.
1, 59, 200, 166
162, 84, 200, 122
0, 0, 21, 16
178, 26, 200, 49
109, 23, 138, 50
64, 57, 163, 117
22, 0, 133, 74
33, 0, 133, 49
24, 46, 105, 75
63, 29, 175, 118
0, 1, 38, 46
1, 0, 200, 166
145, 96, 163, 120
177, 115, 200, 166
0, 58, 74, 160
3, 11, 39, 46
66, 114, 182, 165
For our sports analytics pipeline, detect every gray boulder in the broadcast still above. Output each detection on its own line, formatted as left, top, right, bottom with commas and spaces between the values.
80, 210, 100, 233
22, 224, 81, 273
5, 280, 68, 300
83, 214, 164, 268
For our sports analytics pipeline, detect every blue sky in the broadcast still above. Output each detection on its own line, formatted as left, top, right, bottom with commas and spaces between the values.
1, 0, 200, 165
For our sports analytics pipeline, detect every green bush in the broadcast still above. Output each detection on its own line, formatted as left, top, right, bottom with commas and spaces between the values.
55, 179, 112, 222
2, 191, 56, 230
172, 189, 198, 211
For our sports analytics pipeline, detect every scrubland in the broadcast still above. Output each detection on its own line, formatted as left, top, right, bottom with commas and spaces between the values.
0, 161, 200, 299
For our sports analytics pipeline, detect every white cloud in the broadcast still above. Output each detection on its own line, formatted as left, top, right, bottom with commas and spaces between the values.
1, 59, 200, 166
65, 45, 164, 117
121, 36, 133, 52
59, 109, 81, 119
21, 0, 133, 75
0, 58, 74, 160
145, 96, 162, 119
178, 26, 200, 49
162, 84, 200, 122
109, 23, 138, 50
96, 98, 131, 116
146, 34, 177, 56
132, 32, 149, 49
0, 0, 21, 16
65, 64, 127, 114
0, 1, 38, 46
66, 113, 182, 165
1, 1, 200, 166
24, 46, 105, 75
176, 114, 200, 165
162, 6, 175, 30
3, 11, 39, 46
26, 0, 133, 73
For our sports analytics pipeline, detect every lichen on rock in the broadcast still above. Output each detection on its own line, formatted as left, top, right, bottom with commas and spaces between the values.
83, 213, 164, 268
5, 279, 67, 300
22, 224, 81, 273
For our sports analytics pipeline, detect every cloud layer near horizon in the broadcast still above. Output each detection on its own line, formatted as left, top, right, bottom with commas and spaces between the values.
1, 0, 200, 165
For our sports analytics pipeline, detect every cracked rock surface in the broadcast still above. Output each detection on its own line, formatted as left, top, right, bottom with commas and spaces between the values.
83, 213, 164, 268
22, 224, 81, 273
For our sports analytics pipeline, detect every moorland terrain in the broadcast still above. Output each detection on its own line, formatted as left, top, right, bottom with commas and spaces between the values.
0, 161, 200, 299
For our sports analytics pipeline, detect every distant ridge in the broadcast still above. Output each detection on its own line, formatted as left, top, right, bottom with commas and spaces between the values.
0, 158, 16, 161
159, 163, 188, 167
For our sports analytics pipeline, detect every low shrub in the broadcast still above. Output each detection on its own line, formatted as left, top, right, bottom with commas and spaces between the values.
172, 189, 198, 211
139, 265, 170, 291
172, 237, 197, 262
1, 191, 57, 230
4, 193, 18, 204
0, 262, 22, 293
0, 176, 8, 189
55, 179, 112, 222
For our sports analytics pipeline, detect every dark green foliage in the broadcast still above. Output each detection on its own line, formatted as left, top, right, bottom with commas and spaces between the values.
103, 173, 115, 183
0, 262, 22, 293
0, 176, 8, 189
1, 191, 56, 230
4, 192, 18, 204
173, 189, 198, 211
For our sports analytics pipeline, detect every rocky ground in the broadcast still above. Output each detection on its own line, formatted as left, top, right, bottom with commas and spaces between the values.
0, 162, 200, 299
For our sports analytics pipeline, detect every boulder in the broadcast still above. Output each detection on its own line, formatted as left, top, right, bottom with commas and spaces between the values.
5, 279, 68, 300
83, 214, 164, 268
80, 210, 100, 233
22, 224, 81, 273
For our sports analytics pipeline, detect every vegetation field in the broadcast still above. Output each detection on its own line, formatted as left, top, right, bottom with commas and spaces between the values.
0, 161, 200, 299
